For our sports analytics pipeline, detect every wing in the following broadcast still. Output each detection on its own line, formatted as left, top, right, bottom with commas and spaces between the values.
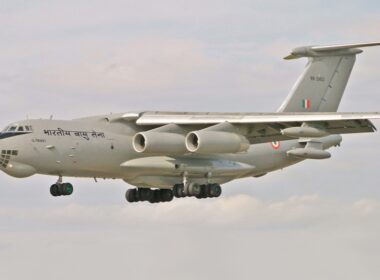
132, 111, 379, 144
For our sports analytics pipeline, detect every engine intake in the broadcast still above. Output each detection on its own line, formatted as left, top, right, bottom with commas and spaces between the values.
185, 131, 249, 154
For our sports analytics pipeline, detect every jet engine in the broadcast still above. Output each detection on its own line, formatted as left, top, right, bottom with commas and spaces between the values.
185, 131, 250, 154
133, 132, 187, 154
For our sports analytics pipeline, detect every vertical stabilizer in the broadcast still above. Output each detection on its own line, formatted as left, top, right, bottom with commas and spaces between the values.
278, 42, 380, 112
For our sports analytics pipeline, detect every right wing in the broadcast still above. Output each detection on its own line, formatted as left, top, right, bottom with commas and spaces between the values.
133, 111, 379, 144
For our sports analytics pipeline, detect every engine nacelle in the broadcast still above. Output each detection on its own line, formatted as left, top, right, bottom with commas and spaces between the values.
133, 132, 187, 154
185, 131, 249, 154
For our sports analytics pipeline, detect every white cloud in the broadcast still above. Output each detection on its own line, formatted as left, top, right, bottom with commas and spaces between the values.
353, 198, 380, 215
0, 195, 380, 280
3, 193, 376, 230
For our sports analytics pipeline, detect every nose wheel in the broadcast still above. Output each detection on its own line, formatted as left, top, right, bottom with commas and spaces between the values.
50, 177, 74, 197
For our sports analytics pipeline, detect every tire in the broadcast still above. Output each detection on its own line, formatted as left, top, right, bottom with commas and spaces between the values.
196, 185, 207, 199
172, 184, 180, 198
138, 188, 153, 201
188, 183, 201, 196
126, 189, 137, 202
63, 183, 74, 195
204, 184, 211, 198
173, 184, 184, 198
160, 189, 174, 202
149, 190, 161, 203
209, 184, 222, 197
50, 184, 60, 196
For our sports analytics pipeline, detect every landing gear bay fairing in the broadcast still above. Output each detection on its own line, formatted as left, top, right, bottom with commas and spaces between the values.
1, 42, 380, 203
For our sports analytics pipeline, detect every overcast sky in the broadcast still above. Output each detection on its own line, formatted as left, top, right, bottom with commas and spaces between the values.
0, 1, 380, 279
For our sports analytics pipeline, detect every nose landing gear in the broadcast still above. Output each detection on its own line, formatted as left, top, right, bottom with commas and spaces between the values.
50, 177, 74, 197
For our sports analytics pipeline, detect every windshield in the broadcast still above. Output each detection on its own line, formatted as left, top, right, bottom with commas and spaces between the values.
1, 125, 33, 133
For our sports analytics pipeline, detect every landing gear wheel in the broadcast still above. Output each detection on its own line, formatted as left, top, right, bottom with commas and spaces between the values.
173, 184, 184, 198
61, 183, 74, 195
50, 183, 74, 196
160, 189, 174, 202
50, 184, 60, 196
188, 183, 201, 196
149, 190, 162, 203
126, 189, 137, 202
138, 188, 153, 201
209, 184, 222, 197
196, 185, 208, 199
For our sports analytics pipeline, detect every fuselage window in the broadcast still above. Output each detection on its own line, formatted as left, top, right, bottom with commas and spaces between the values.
8, 126, 17, 132
17, 126, 24, 132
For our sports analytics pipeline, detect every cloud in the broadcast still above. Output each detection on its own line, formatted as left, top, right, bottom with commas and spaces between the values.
353, 198, 380, 215
4, 193, 379, 231
0, 195, 380, 280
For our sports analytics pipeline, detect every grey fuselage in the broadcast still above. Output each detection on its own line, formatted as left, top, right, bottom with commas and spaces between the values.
0, 115, 341, 188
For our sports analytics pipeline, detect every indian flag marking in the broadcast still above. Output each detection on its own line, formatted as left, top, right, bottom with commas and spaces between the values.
302, 99, 311, 109
271, 141, 281, 150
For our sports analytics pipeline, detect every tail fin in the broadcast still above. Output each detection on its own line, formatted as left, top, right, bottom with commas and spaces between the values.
278, 42, 380, 112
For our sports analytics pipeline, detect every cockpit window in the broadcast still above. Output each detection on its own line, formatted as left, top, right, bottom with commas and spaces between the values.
1, 125, 33, 134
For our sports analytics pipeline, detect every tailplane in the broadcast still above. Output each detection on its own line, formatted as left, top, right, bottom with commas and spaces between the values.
278, 42, 380, 112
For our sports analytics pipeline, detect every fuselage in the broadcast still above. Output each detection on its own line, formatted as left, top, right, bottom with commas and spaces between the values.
0, 115, 341, 188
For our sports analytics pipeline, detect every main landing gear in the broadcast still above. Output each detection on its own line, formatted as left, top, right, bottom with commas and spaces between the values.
50, 177, 74, 197
126, 188, 174, 203
173, 183, 222, 199
125, 183, 222, 204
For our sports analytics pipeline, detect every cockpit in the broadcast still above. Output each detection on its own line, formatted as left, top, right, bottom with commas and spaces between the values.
0, 124, 33, 139
2, 125, 33, 133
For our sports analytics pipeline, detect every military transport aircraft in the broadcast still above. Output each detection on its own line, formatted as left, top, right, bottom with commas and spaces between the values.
1, 42, 380, 203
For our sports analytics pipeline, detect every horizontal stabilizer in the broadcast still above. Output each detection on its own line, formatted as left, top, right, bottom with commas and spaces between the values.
312, 42, 380, 52
284, 42, 380, 60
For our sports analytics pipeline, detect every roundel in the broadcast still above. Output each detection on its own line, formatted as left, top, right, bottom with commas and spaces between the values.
271, 141, 281, 150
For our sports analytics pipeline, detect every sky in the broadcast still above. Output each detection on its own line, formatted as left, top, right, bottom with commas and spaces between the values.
0, 0, 380, 279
